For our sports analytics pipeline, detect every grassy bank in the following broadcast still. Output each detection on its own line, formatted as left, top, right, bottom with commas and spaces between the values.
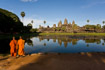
1, 33, 105, 39
39, 33, 105, 36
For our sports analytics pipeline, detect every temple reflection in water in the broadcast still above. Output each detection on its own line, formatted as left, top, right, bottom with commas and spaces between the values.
23, 35, 105, 54
38, 35, 105, 48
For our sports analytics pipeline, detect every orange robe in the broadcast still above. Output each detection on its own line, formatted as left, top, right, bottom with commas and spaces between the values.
9, 40, 17, 57
18, 39, 25, 56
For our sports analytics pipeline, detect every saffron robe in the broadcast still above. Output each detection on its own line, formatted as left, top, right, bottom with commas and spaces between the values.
9, 40, 17, 57
18, 39, 25, 55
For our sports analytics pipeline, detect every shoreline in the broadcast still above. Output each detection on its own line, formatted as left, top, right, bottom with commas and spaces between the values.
39, 33, 105, 36
0, 33, 105, 70
1, 52, 105, 70
1, 33, 105, 39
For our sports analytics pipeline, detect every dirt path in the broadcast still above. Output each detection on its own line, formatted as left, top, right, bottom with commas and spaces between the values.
1, 53, 105, 70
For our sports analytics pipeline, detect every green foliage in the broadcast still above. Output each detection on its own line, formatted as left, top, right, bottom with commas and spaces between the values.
30, 28, 38, 33
73, 24, 78, 29
31, 20, 34, 24
103, 25, 105, 29
96, 24, 101, 29
0, 8, 23, 33
84, 25, 96, 30
44, 21, 46, 24
53, 28, 56, 31
56, 27, 61, 31
61, 26, 66, 31
39, 33, 105, 36
27, 23, 32, 27
27, 23, 32, 30
102, 21, 105, 24
87, 20, 90, 23
21, 11, 25, 18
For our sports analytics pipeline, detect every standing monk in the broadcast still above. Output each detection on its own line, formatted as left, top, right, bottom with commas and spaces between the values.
18, 36, 25, 56
9, 37, 17, 57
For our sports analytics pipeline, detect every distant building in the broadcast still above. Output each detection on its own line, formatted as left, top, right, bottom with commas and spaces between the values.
38, 18, 104, 33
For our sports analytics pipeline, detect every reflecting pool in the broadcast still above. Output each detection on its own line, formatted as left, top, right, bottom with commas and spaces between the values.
24, 35, 105, 54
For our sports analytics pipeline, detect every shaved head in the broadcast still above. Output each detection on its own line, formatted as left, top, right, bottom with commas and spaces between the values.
13, 36, 15, 40
20, 36, 22, 39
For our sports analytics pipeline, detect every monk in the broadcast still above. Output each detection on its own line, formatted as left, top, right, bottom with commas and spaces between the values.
9, 37, 17, 57
18, 36, 25, 56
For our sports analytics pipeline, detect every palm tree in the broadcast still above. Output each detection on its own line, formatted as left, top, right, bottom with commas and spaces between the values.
102, 21, 105, 25
31, 20, 34, 28
87, 20, 90, 23
21, 11, 25, 22
43, 20, 46, 28
31, 20, 34, 24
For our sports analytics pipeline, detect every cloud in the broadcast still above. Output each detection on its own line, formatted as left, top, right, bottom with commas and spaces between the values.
21, 0, 38, 2
22, 17, 56, 28
22, 18, 43, 28
81, 1, 105, 9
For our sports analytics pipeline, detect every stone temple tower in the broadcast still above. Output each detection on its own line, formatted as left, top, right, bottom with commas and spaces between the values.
58, 20, 62, 27
64, 18, 68, 25
53, 24, 56, 28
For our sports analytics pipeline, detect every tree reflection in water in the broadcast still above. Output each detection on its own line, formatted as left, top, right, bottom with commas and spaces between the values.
44, 43, 46, 46
39, 37, 44, 42
96, 41, 101, 44
47, 38, 49, 41
72, 39, 78, 45
26, 38, 33, 47
102, 43, 104, 46
86, 44, 89, 47
104, 39, 105, 43
85, 39, 101, 44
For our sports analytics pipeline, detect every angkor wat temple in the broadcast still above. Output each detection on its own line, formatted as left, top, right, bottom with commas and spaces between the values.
38, 18, 105, 33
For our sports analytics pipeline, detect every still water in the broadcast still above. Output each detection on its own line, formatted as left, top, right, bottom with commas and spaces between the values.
0, 35, 105, 54
24, 35, 105, 54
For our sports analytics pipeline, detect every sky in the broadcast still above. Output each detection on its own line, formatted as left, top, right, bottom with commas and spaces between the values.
0, 0, 105, 28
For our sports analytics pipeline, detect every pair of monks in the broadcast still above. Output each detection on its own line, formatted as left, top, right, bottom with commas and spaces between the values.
9, 36, 25, 57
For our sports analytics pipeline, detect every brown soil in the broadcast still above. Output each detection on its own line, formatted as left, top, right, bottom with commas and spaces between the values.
1, 53, 105, 70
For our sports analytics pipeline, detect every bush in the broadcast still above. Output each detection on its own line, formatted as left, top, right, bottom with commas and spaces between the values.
103, 25, 105, 29
56, 27, 61, 31
61, 26, 66, 31
0, 8, 23, 33
30, 28, 38, 33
